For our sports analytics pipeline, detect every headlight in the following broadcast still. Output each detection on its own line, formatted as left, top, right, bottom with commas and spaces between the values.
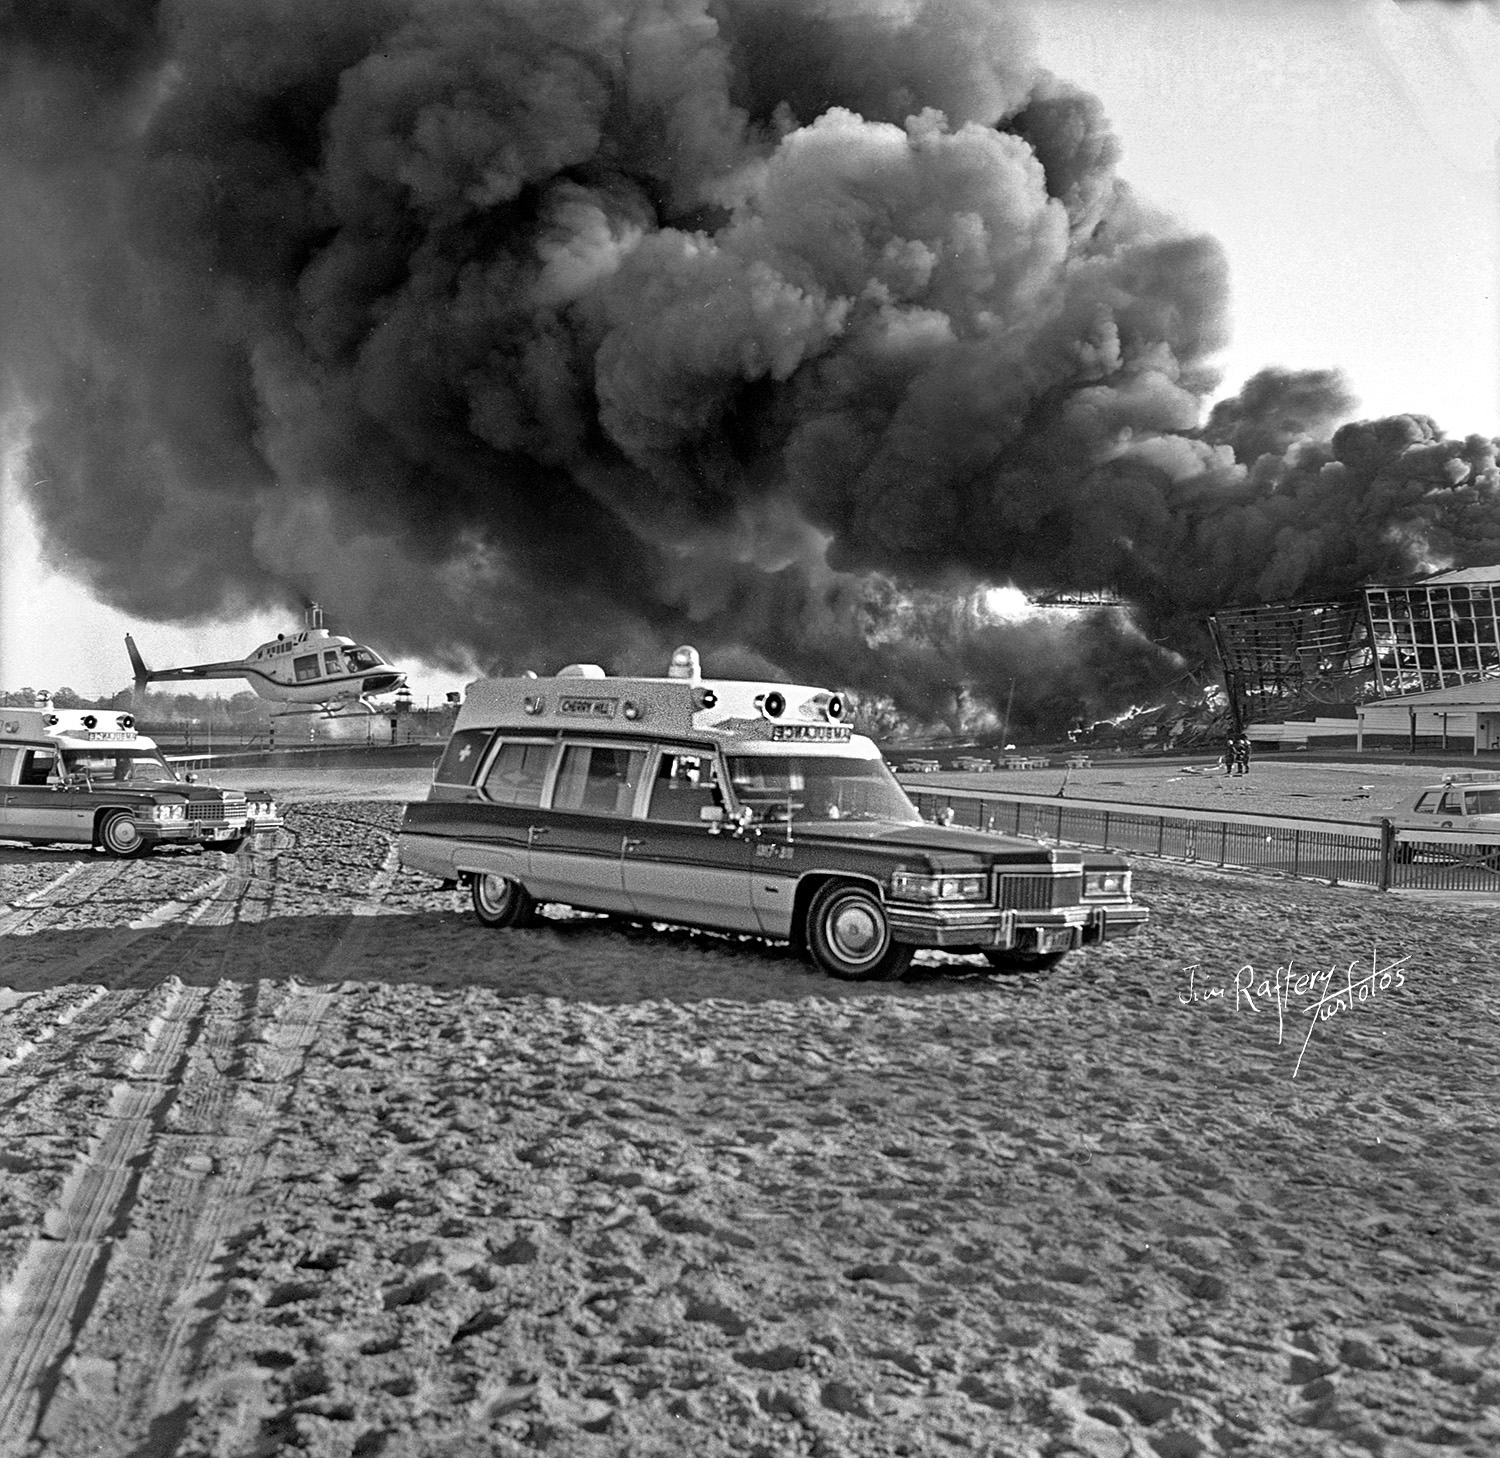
889, 870, 989, 903
1084, 869, 1130, 898
150, 803, 188, 822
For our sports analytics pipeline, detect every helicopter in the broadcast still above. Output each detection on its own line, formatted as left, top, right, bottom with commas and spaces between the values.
125, 605, 407, 717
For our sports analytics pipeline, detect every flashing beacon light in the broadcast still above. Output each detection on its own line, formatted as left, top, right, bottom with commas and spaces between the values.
669, 646, 702, 682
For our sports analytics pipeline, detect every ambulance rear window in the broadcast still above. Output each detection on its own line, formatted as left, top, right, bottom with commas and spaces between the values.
434, 729, 493, 785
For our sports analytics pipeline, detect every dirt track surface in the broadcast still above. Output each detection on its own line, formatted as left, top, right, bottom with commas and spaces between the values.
912, 761, 1471, 824
3, 801, 1499, 1458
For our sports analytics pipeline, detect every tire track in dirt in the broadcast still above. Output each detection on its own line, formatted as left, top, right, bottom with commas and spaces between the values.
30, 835, 286, 990
302, 837, 403, 981
23, 978, 345, 1458
0, 832, 395, 1456
0, 861, 136, 939
0, 988, 109, 1075
0, 977, 213, 1456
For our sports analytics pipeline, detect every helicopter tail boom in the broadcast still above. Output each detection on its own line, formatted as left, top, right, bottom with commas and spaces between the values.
124, 635, 250, 692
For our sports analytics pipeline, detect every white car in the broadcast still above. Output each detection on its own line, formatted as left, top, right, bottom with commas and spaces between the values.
1381, 777, 1500, 834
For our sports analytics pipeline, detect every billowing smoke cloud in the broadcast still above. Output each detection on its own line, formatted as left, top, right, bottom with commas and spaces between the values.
3, 1, 1498, 729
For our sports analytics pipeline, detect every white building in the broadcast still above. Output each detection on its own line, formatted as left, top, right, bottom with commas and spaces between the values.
1356, 677, 1500, 754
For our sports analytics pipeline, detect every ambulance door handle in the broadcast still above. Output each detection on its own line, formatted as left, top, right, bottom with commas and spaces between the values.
528, 826, 548, 841
623, 837, 645, 852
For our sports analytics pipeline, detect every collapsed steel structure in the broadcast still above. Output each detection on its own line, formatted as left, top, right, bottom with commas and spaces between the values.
1208, 568, 1500, 727
1207, 599, 1374, 730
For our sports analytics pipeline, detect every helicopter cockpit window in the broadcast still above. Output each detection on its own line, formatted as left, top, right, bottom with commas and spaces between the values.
344, 647, 382, 672
293, 653, 321, 683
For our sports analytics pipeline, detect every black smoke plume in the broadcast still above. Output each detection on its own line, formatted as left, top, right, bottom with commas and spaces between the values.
3, 1, 1498, 730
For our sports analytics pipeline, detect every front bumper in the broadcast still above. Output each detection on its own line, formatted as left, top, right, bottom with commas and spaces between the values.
141, 816, 280, 844
887, 901, 1148, 952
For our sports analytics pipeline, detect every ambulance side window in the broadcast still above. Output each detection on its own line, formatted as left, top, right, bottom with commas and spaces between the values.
482, 741, 554, 806
0, 748, 18, 785
18, 749, 57, 786
1412, 791, 1440, 813
1438, 789, 1462, 815
551, 745, 646, 816
434, 730, 494, 786
645, 749, 722, 824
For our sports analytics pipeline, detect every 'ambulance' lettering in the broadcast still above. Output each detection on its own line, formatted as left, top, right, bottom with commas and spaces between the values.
769, 724, 852, 742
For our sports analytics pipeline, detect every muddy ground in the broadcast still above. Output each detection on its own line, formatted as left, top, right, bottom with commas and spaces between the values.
1, 776, 1498, 1458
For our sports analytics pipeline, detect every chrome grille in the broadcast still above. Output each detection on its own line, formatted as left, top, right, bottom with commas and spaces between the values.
997, 871, 1081, 910
187, 795, 245, 823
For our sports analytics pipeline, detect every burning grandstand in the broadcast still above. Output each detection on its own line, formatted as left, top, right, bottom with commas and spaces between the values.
1210, 566, 1500, 753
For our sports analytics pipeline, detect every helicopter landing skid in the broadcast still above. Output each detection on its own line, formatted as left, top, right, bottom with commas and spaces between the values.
269, 698, 383, 720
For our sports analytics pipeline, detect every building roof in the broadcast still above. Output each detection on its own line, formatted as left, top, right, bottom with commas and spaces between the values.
1361, 677, 1500, 709
1398, 566, 1500, 588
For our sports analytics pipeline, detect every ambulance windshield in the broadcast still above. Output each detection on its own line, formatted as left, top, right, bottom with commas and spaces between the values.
62, 750, 180, 785
726, 754, 921, 825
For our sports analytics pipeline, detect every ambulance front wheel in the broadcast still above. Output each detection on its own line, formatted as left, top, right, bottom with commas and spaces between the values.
805, 880, 913, 982
471, 873, 537, 929
97, 810, 151, 859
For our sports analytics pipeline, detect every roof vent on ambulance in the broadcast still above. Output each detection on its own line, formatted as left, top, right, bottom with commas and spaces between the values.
669, 646, 702, 682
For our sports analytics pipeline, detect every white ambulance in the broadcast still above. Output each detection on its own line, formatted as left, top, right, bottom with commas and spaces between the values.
0, 706, 280, 857
398, 648, 1147, 981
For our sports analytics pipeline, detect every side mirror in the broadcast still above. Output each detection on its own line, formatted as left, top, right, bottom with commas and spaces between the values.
185, 772, 199, 784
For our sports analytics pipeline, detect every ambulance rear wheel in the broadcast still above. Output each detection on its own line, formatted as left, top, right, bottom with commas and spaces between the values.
806, 881, 912, 982
471, 873, 536, 929
97, 810, 150, 859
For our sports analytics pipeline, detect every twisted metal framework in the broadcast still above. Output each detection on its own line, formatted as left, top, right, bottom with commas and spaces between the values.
1207, 600, 1374, 728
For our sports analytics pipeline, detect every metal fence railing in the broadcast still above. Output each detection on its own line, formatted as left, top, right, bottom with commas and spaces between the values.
905, 787, 1500, 894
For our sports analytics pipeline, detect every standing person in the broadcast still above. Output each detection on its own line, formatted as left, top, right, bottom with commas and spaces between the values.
1219, 740, 1234, 775
1235, 735, 1251, 775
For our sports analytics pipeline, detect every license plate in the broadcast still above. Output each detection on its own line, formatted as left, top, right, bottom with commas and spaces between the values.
1037, 929, 1075, 953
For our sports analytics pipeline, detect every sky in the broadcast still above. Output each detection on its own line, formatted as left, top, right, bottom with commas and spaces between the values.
1, 0, 1497, 702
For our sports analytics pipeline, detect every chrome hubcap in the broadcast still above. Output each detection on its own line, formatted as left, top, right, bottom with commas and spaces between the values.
830, 901, 881, 961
